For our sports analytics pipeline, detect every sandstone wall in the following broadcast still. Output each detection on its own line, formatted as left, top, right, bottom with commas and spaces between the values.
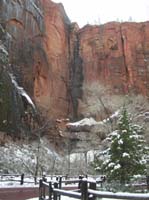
79, 22, 149, 95
0, 0, 149, 124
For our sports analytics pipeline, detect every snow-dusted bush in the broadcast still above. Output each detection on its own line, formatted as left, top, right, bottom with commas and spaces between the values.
0, 139, 61, 176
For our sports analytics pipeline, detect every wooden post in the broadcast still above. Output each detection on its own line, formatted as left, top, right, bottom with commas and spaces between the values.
99, 176, 105, 188
79, 175, 83, 189
34, 176, 37, 185
65, 174, 68, 180
39, 179, 43, 200
147, 175, 149, 190
81, 179, 88, 200
49, 181, 52, 200
42, 175, 47, 199
20, 173, 24, 185
59, 176, 62, 189
43, 185, 46, 199
89, 181, 96, 200
58, 176, 62, 200
53, 182, 58, 200
42, 175, 47, 182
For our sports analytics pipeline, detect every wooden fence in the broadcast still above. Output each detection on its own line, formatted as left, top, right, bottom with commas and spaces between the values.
0, 174, 35, 185
39, 176, 149, 200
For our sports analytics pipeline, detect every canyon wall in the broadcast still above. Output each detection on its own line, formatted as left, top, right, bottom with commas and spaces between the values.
79, 22, 149, 95
0, 0, 149, 135
0, 0, 72, 121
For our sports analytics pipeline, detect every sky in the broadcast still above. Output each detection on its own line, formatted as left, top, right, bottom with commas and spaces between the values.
52, 0, 149, 27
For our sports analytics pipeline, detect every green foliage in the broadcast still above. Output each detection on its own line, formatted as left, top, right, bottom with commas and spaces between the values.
100, 107, 148, 184
90, 155, 103, 174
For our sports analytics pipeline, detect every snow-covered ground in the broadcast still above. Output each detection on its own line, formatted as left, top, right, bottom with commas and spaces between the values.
27, 198, 76, 200
27, 196, 122, 200
26, 198, 124, 200
25, 197, 132, 200
27, 198, 121, 200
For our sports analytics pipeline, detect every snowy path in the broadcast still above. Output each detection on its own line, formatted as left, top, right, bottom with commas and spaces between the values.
27, 198, 77, 200
27, 198, 124, 200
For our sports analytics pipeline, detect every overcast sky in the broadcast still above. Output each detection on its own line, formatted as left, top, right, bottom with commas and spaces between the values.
53, 0, 149, 27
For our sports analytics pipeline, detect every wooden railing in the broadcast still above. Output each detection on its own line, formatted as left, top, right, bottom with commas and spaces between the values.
39, 176, 149, 200
0, 174, 36, 185
88, 189, 149, 200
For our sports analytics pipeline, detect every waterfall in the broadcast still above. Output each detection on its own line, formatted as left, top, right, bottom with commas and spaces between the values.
9, 73, 36, 110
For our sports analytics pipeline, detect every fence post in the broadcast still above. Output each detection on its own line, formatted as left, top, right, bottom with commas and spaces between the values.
20, 173, 24, 185
53, 182, 58, 200
42, 175, 47, 182
78, 175, 83, 189
58, 176, 62, 200
81, 179, 88, 200
39, 179, 43, 200
42, 176, 47, 199
34, 176, 37, 185
49, 181, 52, 200
147, 175, 149, 190
65, 174, 68, 180
89, 181, 96, 200
59, 176, 62, 189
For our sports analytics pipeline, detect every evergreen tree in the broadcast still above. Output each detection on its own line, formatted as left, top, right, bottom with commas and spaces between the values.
101, 107, 148, 184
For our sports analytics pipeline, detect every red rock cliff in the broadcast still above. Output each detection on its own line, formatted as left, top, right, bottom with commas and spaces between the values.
0, 0, 71, 119
1, 0, 149, 121
34, 0, 71, 119
79, 22, 149, 95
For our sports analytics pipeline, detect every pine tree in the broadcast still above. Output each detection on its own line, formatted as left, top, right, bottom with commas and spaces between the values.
101, 107, 148, 184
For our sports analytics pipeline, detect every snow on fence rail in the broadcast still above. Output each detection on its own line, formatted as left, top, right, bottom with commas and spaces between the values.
88, 189, 149, 200
39, 176, 149, 200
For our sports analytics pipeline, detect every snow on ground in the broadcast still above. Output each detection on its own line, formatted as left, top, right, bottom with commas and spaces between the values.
26, 198, 124, 200
26, 198, 117, 200
27, 197, 76, 200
